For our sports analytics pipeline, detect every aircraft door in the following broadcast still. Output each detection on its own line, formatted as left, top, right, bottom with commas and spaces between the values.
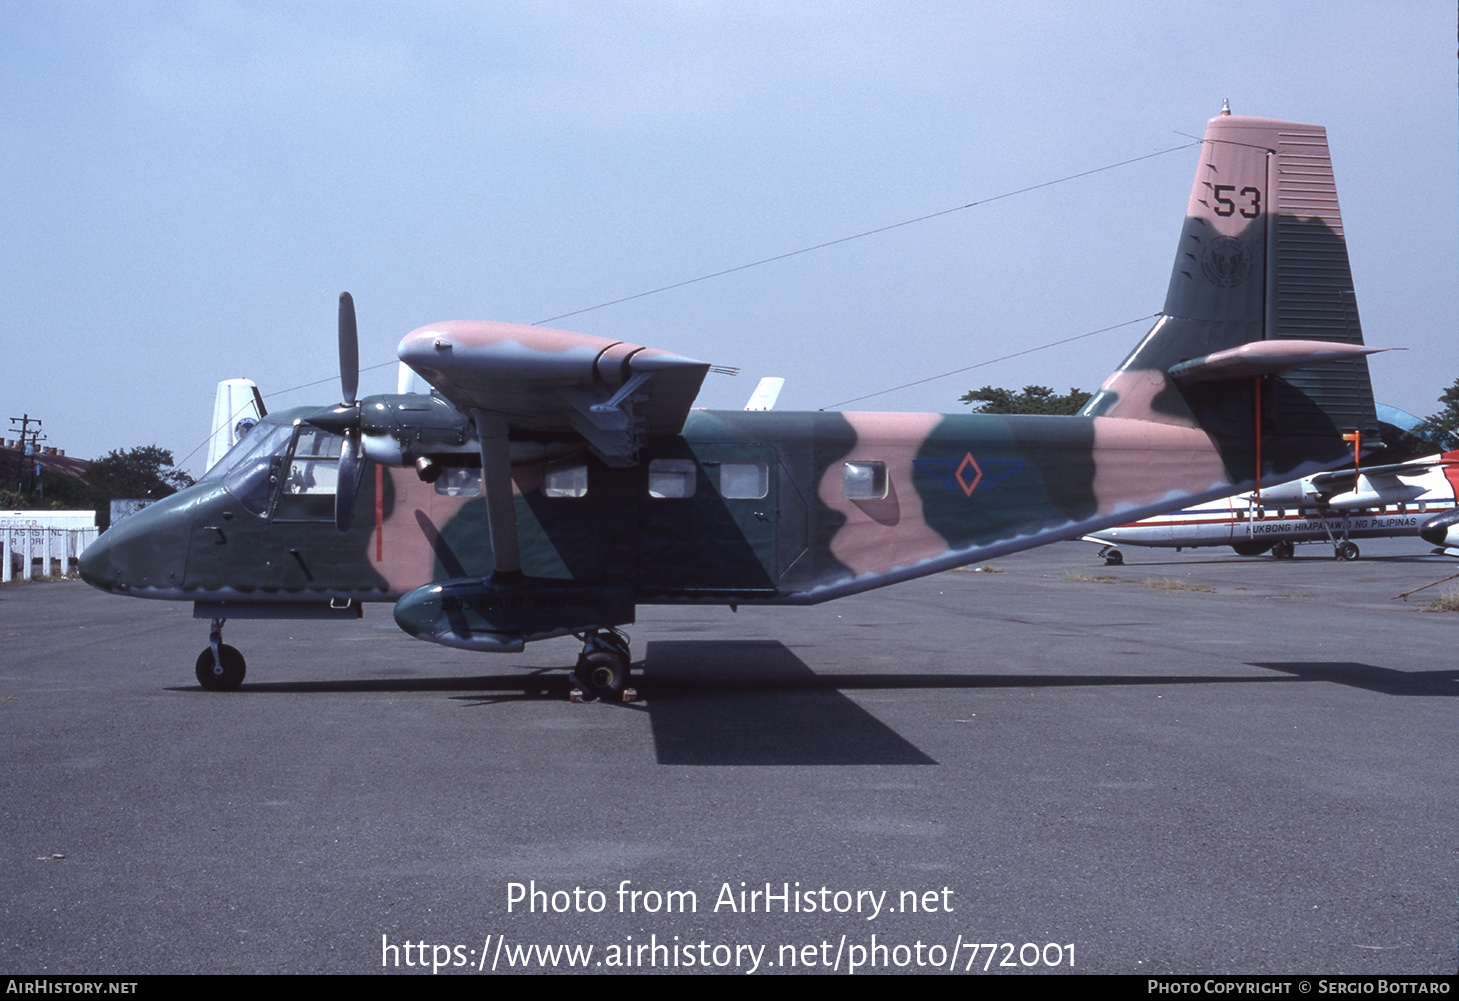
638, 443, 804, 594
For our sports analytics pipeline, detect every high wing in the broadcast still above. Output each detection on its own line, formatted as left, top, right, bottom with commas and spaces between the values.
397, 321, 711, 467
1262, 453, 1459, 509
391, 320, 710, 583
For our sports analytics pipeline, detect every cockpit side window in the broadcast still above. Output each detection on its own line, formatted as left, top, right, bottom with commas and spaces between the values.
274, 427, 348, 521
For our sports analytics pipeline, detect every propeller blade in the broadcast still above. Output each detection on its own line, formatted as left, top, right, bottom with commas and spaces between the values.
339, 292, 359, 407
336, 429, 360, 532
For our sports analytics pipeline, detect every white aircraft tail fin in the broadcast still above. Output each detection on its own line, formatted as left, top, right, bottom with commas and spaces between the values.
398, 360, 422, 395
205, 379, 265, 472
744, 377, 785, 411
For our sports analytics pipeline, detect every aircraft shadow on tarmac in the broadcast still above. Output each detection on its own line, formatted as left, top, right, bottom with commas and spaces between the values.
1246, 661, 1459, 697
172, 645, 1458, 766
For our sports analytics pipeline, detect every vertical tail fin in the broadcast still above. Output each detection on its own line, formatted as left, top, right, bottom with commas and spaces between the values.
1084, 110, 1380, 467
205, 379, 266, 472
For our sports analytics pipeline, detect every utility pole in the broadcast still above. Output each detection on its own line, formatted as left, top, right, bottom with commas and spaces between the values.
9, 414, 45, 496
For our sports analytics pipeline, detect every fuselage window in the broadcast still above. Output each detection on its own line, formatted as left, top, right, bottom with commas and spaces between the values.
434, 468, 482, 497
543, 459, 589, 498
648, 459, 696, 499
842, 460, 888, 500
720, 460, 768, 500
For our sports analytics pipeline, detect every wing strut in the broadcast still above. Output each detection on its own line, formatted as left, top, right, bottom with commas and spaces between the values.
471, 410, 522, 581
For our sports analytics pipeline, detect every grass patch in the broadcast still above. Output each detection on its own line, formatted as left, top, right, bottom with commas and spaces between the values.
1062, 571, 1215, 593
1141, 577, 1215, 593
0, 573, 77, 585
1422, 591, 1459, 613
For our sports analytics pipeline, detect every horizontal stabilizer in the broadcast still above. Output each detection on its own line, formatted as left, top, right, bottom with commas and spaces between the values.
1169, 340, 1384, 384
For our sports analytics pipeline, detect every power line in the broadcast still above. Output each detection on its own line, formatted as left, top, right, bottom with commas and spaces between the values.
533, 143, 1198, 326
821, 315, 1158, 410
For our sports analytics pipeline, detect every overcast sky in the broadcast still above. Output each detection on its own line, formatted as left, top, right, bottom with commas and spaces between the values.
3, 1, 1454, 475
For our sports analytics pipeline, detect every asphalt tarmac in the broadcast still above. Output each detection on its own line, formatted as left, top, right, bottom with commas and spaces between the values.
2, 538, 1455, 975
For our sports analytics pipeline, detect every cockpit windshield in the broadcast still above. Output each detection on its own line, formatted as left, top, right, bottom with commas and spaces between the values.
207, 424, 295, 517
198, 420, 276, 483
197, 420, 352, 519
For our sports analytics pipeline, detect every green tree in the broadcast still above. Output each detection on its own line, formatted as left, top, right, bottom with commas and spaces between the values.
86, 446, 194, 501
1415, 378, 1459, 450
959, 384, 1091, 415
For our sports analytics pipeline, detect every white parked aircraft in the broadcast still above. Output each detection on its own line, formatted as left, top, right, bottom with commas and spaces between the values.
1086, 450, 1459, 562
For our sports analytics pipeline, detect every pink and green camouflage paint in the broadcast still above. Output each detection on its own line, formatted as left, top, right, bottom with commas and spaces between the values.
80, 111, 1384, 695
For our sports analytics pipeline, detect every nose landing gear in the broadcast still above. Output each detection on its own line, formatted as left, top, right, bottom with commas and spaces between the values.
195, 618, 246, 691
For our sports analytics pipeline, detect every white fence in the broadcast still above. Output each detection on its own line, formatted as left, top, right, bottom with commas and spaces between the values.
2, 527, 100, 582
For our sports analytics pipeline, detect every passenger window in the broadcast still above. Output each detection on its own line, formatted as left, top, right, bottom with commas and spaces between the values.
434, 468, 482, 497
720, 460, 768, 499
843, 461, 888, 500
543, 460, 588, 498
648, 459, 696, 499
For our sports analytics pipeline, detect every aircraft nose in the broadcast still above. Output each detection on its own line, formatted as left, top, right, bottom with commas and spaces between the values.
77, 531, 114, 590
1419, 510, 1458, 548
77, 496, 191, 594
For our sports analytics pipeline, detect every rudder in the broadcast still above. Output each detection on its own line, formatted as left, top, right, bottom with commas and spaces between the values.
1084, 109, 1380, 464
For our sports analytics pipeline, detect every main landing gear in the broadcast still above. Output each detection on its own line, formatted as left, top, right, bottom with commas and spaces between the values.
571, 628, 636, 703
195, 618, 246, 691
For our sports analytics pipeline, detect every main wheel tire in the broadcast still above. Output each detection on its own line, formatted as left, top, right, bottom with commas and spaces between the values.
1103, 549, 1124, 566
195, 645, 246, 691
575, 649, 627, 701
1336, 541, 1359, 561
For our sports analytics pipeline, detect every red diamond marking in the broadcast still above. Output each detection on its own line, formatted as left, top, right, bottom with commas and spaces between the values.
955, 452, 982, 497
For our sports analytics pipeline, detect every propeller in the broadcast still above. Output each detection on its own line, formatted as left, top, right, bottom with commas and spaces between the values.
339, 292, 359, 408
334, 293, 361, 532
306, 293, 363, 532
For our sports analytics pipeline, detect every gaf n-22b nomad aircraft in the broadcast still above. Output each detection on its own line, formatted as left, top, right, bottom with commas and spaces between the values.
81, 110, 1385, 699
1084, 448, 1459, 564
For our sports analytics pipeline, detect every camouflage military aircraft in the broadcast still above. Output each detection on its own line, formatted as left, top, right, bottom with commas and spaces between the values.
80, 109, 1385, 699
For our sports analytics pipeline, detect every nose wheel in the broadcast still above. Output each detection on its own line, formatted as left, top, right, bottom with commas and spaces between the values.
195, 618, 246, 690
571, 629, 634, 702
